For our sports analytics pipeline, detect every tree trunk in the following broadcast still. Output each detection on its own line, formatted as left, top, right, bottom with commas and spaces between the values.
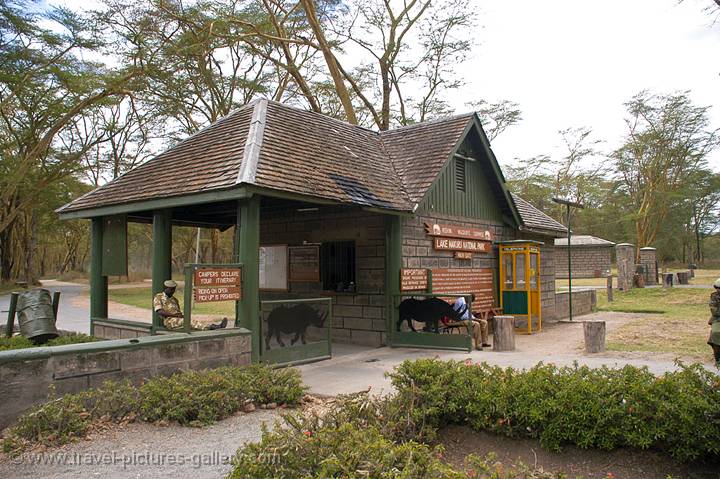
23, 209, 39, 286
0, 226, 14, 281
299, 0, 357, 125
492, 316, 515, 351
583, 321, 606, 353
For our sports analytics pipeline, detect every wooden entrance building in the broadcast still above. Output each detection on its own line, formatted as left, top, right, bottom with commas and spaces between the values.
58, 99, 566, 359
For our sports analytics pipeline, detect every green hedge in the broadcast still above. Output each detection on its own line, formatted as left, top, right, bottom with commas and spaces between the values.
0, 333, 99, 351
230, 393, 575, 479
388, 359, 720, 461
2, 364, 305, 453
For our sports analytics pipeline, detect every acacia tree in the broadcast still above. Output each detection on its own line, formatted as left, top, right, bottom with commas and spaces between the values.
613, 91, 720, 251
0, 1, 142, 282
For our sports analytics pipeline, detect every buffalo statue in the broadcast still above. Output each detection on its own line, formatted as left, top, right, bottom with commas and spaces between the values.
265, 304, 328, 349
396, 297, 467, 334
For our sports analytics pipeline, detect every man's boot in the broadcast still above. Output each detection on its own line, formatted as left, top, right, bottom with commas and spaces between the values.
208, 317, 228, 330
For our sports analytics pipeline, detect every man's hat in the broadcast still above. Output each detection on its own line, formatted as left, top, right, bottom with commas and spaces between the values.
714, 278, 720, 289
164, 280, 177, 288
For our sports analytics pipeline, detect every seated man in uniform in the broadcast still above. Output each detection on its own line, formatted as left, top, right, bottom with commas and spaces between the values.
153, 280, 227, 330
453, 295, 491, 351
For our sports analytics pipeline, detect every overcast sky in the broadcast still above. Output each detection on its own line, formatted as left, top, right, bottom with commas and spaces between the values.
454, 0, 720, 170
49, 0, 720, 171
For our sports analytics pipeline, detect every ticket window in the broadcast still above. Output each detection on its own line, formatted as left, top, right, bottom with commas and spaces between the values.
498, 242, 543, 334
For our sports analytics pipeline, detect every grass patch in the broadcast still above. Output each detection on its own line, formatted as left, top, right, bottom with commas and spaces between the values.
0, 334, 100, 352
2, 364, 305, 453
109, 286, 235, 316
597, 287, 712, 358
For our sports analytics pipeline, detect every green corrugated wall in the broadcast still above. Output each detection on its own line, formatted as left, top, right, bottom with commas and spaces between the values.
419, 157, 504, 221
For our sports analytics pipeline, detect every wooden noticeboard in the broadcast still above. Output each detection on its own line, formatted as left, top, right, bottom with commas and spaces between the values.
400, 268, 429, 291
289, 245, 320, 282
431, 268, 495, 311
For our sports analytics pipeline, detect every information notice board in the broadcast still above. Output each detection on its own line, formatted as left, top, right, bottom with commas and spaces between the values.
289, 245, 320, 282
260, 245, 288, 290
431, 268, 495, 312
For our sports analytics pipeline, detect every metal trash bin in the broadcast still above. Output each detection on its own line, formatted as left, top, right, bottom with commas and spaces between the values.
16, 289, 59, 344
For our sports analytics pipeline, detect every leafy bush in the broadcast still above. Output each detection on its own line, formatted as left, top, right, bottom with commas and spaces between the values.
230, 395, 578, 479
388, 359, 720, 461
0, 333, 100, 351
2, 390, 89, 452
2, 364, 305, 452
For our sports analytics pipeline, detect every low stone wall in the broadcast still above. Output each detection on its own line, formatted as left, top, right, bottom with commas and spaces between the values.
0, 328, 251, 430
554, 289, 596, 320
92, 318, 153, 339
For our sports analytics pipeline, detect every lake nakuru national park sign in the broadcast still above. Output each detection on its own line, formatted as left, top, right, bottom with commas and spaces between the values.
425, 222, 493, 259
193, 267, 242, 302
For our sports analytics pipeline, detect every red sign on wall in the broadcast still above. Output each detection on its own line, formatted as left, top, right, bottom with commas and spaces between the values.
431, 268, 495, 312
433, 237, 491, 253
400, 268, 429, 291
424, 223, 494, 241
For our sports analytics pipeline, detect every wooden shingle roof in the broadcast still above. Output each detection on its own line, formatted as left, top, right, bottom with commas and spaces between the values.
511, 194, 567, 235
58, 99, 561, 236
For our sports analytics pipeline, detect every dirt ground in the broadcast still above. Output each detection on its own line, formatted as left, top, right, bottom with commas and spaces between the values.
440, 425, 719, 479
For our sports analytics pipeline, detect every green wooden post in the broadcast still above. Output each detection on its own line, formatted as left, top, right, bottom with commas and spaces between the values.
90, 217, 108, 325
152, 209, 172, 331
183, 265, 193, 333
385, 215, 402, 345
237, 196, 260, 362
5, 292, 18, 337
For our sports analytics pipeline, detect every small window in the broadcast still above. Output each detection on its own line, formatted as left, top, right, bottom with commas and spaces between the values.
320, 241, 356, 291
455, 157, 466, 192
515, 253, 526, 288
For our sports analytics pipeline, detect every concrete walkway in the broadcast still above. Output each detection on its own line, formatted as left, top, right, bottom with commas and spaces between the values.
299, 341, 713, 397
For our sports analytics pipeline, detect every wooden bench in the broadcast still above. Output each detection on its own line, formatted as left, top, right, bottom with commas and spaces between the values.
439, 308, 503, 334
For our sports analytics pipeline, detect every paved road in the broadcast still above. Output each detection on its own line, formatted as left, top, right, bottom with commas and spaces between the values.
1, 280, 91, 334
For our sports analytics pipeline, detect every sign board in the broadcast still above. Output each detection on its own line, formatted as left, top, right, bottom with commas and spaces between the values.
431, 268, 495, 311
193, 268, 242, 286
289, 245, 320, 282
400, 268, 429, 291
433, 237, 491, 253
454, 251, 473, 260
194, 286, 242, 302
425, 223, 493, 242
260, 245, 288, 290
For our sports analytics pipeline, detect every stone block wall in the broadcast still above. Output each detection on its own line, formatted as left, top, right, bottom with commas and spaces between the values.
399, 215, 558, 321
259, 206, 387, 346
554, 289, 597, 319
639, 247, 658, 285
555, 246, 612, 279
0, 329, 251, 430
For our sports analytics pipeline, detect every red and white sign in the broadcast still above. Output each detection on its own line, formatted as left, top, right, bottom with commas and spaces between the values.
194, 286, 242, 302
431, 268, 495, 312
433, 237, 491, 253
194, 268, 242, 286
424, 223, 493, 242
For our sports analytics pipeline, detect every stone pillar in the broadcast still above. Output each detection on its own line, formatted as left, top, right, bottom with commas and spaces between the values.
385, 215, 402, 346
639, 247, 658, 285
616, 243, 635, 292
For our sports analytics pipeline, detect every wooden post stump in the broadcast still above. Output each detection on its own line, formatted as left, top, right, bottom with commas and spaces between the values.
493, 315, 515, 351
676, 271, 690, 285
606, 275, 613, 302
583, 321, 606, 353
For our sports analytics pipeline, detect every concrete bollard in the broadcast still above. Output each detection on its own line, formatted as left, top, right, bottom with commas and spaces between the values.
583, 321, 606, 354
